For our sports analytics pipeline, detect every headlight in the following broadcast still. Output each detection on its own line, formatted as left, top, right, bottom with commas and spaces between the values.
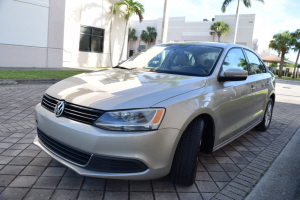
93, 108, 165, 131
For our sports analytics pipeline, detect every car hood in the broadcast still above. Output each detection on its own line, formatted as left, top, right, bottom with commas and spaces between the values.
46, 68, 207, 110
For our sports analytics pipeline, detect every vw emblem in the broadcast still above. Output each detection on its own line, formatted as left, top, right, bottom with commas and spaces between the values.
54, 101, 65, 117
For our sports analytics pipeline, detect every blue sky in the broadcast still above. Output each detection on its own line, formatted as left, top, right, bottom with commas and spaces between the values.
131, 0, 300, 62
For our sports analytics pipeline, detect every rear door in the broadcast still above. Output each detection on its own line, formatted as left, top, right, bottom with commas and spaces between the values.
243, 49, 271, 122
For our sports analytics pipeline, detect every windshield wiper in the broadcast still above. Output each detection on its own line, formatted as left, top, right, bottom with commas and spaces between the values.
113, 66, 129, 69
113, 66, 136, 70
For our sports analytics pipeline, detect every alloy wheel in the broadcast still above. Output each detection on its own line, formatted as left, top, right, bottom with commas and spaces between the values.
265, 102, 272, 127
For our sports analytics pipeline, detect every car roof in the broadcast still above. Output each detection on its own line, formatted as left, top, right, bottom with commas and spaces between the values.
157, 42, 248, 49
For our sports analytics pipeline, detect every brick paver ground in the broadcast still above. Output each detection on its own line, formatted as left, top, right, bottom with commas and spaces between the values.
0, 79, 299, 200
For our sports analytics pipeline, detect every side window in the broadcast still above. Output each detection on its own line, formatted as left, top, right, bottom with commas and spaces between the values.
221, 48, 248, 73
244, 50, 266, 74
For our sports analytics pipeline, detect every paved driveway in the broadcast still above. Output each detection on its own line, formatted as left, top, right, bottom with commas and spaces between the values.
0, 80, 300, 200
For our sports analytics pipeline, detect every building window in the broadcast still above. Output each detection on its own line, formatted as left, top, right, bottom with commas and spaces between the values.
79, 26, 104, 53
129, 50, 135, 57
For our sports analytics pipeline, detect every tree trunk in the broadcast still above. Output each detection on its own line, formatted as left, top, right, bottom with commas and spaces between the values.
218, 34, 221, 42
161, 0, 169, 43
233, 0, 240, 44
278, 52, 285, 78
292, 50, 300, 78
127, 39, 130, 58
118, 19, 129, 62
109, 18, 113, 67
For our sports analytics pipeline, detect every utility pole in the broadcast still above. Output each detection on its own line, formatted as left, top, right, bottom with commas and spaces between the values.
161, 0, 169, 43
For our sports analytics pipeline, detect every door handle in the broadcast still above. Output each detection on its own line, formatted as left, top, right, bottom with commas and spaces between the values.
250, 85, 256, 91
266, 79, 270, 85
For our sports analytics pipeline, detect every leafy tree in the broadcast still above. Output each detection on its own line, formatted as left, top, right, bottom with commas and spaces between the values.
283, 58, 293, 68
291, 29, 300, 78
221, 0, 264, 44
210, 21, 230, 42
269, 31, 294, 77
128, 27, 138, 42
284, 63, 294, 69
269, 63, 277, 68
140, 27, 157, 47
268, 41, 282, 57
238, 58, 248, 70
112, 0, 144, 62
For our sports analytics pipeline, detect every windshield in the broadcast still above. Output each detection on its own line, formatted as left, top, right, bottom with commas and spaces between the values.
119, 44, 223, 76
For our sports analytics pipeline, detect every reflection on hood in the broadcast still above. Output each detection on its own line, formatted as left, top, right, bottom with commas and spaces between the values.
46, 68, 207, 110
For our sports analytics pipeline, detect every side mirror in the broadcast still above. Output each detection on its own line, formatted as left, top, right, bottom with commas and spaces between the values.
219, 68, 248, 82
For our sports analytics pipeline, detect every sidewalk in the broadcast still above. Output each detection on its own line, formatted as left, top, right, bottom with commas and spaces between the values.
245, 127, 300, 200
245, 79, 300, 200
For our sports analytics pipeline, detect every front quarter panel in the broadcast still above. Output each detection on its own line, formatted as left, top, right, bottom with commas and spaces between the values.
153, 76, 222, 138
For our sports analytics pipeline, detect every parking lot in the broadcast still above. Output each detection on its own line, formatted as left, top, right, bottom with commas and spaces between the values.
0, 79, 300, 200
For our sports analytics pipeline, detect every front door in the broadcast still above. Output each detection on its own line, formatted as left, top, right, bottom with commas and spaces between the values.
215, 48, 257, 146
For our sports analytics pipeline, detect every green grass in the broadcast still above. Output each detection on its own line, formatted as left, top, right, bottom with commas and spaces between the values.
275, 75, 300, 81
0, 70, 91, 79
79, 67, 109, 70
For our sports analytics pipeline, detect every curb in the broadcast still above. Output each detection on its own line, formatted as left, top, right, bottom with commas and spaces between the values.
0, 79, 63, 85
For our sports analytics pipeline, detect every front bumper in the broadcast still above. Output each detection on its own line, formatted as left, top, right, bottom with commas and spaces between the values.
34, 103, 181, 180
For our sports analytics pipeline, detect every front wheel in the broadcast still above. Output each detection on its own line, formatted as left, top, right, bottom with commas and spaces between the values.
170, 117, 204, 186
255, 98, 274, 131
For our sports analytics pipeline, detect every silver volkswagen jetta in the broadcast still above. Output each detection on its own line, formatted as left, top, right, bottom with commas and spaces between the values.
34, 42, 275, 186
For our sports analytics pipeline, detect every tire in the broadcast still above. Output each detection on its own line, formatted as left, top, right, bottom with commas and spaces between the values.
170, 117, 204, 186
255, 98, 274, 131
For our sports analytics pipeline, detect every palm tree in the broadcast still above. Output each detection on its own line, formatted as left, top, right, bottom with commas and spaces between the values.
291, 29, 300, 79
128, 27, 138, 42
128, 27, 138, 57
269, 40, 281, 57
269, 31, 294, 77
210, 21, 230, 42
140, 27, 157, 47
112, 0, 144, 62
221, 0, 264, 44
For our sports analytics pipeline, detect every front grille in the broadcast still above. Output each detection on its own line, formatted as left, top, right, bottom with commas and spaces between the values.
87, 155, 149, 173
37, 129, 92, 166
41, 94, 58, 111
41, 94, 104, 125
37, 129, 149, 173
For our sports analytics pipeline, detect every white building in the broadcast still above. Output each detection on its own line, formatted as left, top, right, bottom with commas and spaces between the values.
0, 0, 127, 68
0, 1, 272, 68
128, 14, 272, 58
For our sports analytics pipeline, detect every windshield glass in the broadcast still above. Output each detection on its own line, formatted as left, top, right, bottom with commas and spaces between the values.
119, 44, 223, 76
